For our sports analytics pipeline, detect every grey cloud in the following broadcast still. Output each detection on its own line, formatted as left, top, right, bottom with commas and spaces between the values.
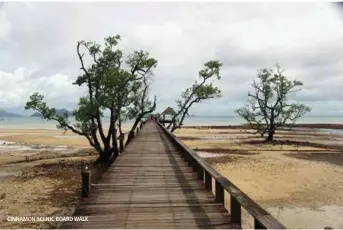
216, 38, 343, 71
0, 2, 343, 116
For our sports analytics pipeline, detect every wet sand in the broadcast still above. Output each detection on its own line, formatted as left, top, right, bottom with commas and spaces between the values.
175, 125, 343, 228
0, 127, 124, 228
1, 125, 343, 228
0, 154, 99, 228
0, 128, 130, 148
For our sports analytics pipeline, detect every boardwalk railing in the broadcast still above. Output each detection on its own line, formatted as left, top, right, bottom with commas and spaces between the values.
157, 121, 286, 229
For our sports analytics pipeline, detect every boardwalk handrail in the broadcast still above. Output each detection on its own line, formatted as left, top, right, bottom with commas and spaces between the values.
157, 121, 286, 229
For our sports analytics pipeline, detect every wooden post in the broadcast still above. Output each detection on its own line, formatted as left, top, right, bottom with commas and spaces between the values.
215, 181, 224, 204
81, 161, 91, 199
230, 195, 242, 226
192, 160, 198, 172
254, 218, 266, 229
197, 165, 204, 181
187, 155, 193, 167
205, 171, 212, 191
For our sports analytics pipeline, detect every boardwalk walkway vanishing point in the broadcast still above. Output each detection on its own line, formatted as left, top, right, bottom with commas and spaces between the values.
62, 121, 286, 229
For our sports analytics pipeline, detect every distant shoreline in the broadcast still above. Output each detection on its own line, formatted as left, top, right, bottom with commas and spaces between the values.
183, 123, 343, 130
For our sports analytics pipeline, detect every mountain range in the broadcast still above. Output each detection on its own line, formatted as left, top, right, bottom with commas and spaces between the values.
0, 109, 73, 117
0, 109, 23, 117
30, 109, 73, 117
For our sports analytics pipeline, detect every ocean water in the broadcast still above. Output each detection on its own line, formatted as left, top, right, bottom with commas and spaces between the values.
0, 117, 135, 130
183, 116, 343, 126
0, 116, 342, 129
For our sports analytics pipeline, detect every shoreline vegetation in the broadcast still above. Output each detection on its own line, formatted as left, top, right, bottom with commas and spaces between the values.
0, 122, 343, 228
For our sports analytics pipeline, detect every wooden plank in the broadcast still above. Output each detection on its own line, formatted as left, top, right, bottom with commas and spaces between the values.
157, 121, 286, 229
62, 122, 239, 229
74, 203, 228, 214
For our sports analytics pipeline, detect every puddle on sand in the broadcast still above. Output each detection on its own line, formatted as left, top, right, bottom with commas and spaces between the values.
318, 128, 343, 135
0, 145, 38, 152
54, 135, 83, 139
0, 141, 74, 154
196, 151, 226, 158
0, 171, 19, 179
267, 205, 343, 229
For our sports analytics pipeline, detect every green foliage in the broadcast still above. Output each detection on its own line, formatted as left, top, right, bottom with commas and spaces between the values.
26, 35, 158, 161
25, 93, 71, 130
170, 60, 222, 132
235, 64, 311, 141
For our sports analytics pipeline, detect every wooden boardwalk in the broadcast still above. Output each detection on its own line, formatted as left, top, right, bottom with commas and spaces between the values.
62, 122, 236, 229
62, 121, 285, 229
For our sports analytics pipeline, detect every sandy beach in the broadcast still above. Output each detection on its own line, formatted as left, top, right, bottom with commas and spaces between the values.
1, 124, 343, 228
0, 127, 129, 228
175, 125, 343, 228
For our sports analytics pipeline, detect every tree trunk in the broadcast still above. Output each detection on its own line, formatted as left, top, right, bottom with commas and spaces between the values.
171, 120, 178, 133
95, 150, 111, 164
104, 141, 113, 158
126, 115, 143, 146
112, 147, 118, 159
110, 125, 118, 158
125, 130, 135, 146
119, 138, 124, 152
265, 130, 274, 142
131, 115, 143, 133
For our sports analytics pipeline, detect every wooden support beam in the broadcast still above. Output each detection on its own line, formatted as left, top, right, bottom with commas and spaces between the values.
81, 161, 91, 199
205, 170, 212, 192
197, 165, 204, 181
215, 181, 224, 204
230, 195, 242, 226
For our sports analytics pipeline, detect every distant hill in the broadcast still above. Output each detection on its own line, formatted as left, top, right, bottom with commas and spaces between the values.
30, 109, 73, 117
0, 109, 22, 117
30, 112, 43, 117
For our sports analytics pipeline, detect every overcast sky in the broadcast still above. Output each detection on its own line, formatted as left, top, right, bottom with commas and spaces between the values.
0, 2, 343, 116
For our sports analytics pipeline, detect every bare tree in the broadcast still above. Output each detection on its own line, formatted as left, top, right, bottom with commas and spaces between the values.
236, 64, 311, 142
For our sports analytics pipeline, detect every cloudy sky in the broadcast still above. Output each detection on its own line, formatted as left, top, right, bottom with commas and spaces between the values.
0, 2, 343, 116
